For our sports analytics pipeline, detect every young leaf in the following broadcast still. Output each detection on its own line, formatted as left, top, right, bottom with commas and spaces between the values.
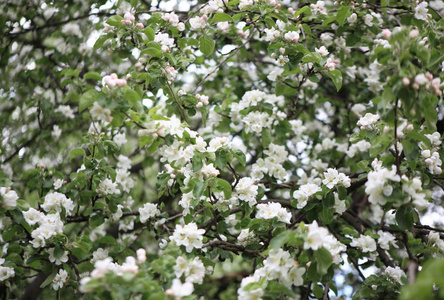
199, 36, 215, 56
327, 70, 343, 92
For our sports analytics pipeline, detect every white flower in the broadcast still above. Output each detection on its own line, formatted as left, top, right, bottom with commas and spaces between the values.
91, 248, 109, 264
414, 2, 428, 20
51, 125, 62, 139
113, 132, 127, 147
169, 223, 205, 252
96, 178, 120, 195
137, 249, 147, 264
174, 256, 205, 284
293, 183, 321, 209
256, 202, 291, 224
304, 221, 330, 251
53, 179, 63, 190
357, 113, 380, 129
284, 31, 300, 42
52, 269, 68, 290
316, 46, 329, 56
350, 235, 377, 252
0, 187, 18, 208
62, 23, 82, 37
55, 105, 75, 119
238, 275, 264, 300
117, 155, 132, 170
414, 73, 428, 85
189, 16, 207, 30
90, 102, 111, 121
154, 33, 175, 48
139, 203, 160, 222
282, 264, 306, 287
264, 28, 280, 42
377, 230, 398, 250
23, 208, 44, 225
167, 279, 194, 297
385, 266, 405, 285
310, 1, 327, 15
347, 13, 357, 25
42, 192, 74, 216
235, 177, 258, 207
0, 266, 15, 281
364, 14, 374, 27
267, 67, 284, 81
48, 248, 69, 265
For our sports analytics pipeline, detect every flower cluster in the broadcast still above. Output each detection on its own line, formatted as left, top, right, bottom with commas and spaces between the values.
238, 249, 306, 299
169, 223, 205, 253
256, 202, 291, 224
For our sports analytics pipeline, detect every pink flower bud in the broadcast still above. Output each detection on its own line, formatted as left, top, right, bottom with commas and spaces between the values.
124, 12, 135, 22
157, 127, 165, 137
136, 249, 146, 264
402, 77, 410, 86
382, 29, 391, 39
115, 79, 127, 87
421, 150, 431, 158
426, 72, 433, 81
425, 158, 433, 166
409, 29, 419, 39
136, 22, 144, 29
412, 82, 420, 89
406, 124, 414, 131
434, 167, 442, 174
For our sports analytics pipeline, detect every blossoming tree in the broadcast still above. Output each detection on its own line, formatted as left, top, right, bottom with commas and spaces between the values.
1, 0, 444, 299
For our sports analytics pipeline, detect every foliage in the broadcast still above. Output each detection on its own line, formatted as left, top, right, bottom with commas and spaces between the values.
1, 0, 444, 299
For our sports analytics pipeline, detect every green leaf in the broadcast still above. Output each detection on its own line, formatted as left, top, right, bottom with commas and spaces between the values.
124, 89, 141, 106
199, 36, 215, 56
192, 152, 204, 172
327, 70, 343, 92
337, 185, 347, 199
193, 180, 207, 199
261, 128, 272, 148
89, 214, 105, 228
106, 15, 124, 27
144, 27, 155, 41
40, 269, 58, 288
312, 284, 324, 298
211, 13, 233, 23
401, 139, 418, 161
83, 71, 102, 81
139, 135, 154, 147
396, 205, 414, 230
93, 34, 110, 49
99, 236, 116, 245
214, 178, 232, 199
215, 150, 228, 169
233, 150, 246, 166
294, 5, 311, 17
423, 95, 438, 130
314, 247, 333, 275
69, 148, 86, 159
79, 89, 99, 112
336, 6, 350, 26
302, 52, 322, 64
